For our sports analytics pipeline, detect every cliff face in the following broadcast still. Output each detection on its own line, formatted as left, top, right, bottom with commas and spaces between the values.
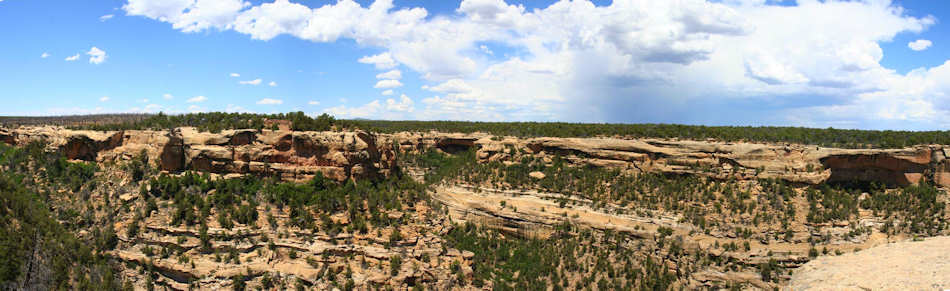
0, 126, 395, 182
3, 126, 948, 187
383, 132, 950, 187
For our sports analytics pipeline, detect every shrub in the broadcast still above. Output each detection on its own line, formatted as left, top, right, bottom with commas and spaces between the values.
390, 255, 403, 276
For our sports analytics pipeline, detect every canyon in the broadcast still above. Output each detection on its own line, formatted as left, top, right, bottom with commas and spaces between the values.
5, 126, 950, 188
1, 125, 948, 290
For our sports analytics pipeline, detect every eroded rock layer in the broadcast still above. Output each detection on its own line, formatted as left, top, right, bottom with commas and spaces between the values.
384, 132, 950, 187
0, 126, 395, 182
4, 127, 949, 188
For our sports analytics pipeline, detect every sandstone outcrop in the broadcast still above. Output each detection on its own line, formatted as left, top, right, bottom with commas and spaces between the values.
0, 126, 395, 182
788, 236, 950, 290
5, 126, 949, 187
383, 132, 950, 187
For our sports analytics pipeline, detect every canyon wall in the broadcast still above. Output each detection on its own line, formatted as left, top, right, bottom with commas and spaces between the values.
383, 132, 950, 187
3, 126, 949, 187
0, 126, 395, 182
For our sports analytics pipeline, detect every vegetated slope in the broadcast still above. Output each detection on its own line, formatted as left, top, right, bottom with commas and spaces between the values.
1, 113, 948, 290
401, 147, 948, 289
0, 142, 124, 290
0, 136, 694, 290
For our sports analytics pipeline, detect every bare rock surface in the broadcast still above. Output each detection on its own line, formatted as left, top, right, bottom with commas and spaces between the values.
383, 132, 950, 187
7, 126, 948, 187
1, 126, 395, 182
789, 236, 950, 290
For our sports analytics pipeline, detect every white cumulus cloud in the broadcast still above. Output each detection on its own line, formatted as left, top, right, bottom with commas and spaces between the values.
908, 39, 932, 51
41, 52, 50, 58
268, 81, 277, 87
358, 52, 397, 70
324, 95, 416, 119
308, 100, 320, 105
239, 78, 262, 85
129, 103, 177, 114
123, 0, 249, 33
230, 73, 240, 77
100, 14, 114, 22
225, 104, 247, 112
374, 79, 403, 89
99, 96, 110, 102
256, 98, 283, 105
123, 0, 950, 128
375, 69, 401, 80
386, 94, 414, 112
65, 54, 79, 61
186, 95, 207, 103
87, 47, 107, 64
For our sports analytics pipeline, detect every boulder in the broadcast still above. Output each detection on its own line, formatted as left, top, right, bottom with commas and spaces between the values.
528, 171, 546, 179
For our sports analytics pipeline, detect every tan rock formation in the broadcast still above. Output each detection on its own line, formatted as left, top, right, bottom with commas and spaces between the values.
528, 171, 545, 179
1, 126, 395, 182
788, 236, 950, 290
383, 132, 950, 187
6, 126, 949, 187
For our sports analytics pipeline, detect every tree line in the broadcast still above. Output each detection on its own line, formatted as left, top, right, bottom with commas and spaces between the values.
70, 111, 337, 133
51, 111, 950, 148
348, 119, 950, 149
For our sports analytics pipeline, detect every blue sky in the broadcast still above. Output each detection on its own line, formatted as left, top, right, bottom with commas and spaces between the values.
880, 0, 950, 73
1, 0, 949, 130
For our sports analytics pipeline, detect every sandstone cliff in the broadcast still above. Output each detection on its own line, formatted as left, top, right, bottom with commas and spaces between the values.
3, 126, 947, 188
384, 132, 950, 187
0, 126, 395, 182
